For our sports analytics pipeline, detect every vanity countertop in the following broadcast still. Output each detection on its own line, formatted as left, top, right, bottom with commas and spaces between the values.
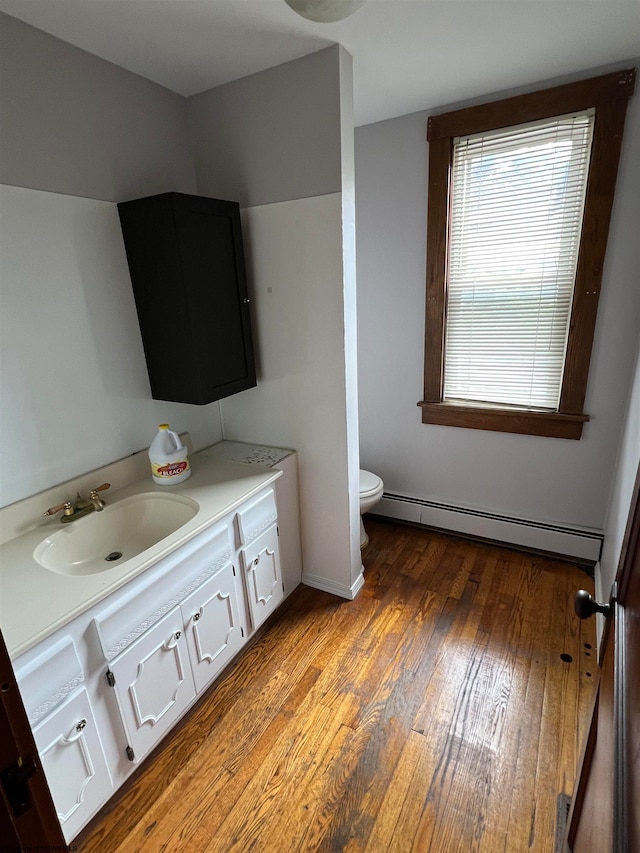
0, 452, 281, 658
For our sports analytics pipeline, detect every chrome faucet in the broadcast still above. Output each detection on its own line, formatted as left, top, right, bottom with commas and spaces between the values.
44, 483, 110, 523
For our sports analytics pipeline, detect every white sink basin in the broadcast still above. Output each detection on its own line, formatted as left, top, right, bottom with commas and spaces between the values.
34, 492, 199, 575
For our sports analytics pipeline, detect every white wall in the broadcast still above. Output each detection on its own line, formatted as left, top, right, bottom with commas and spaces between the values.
597, 62, 640, 596
600, 341, 640, 598
0, 15, 222, 509
191, 44, 363, 597
221, 193, 360, 596
338, 48, 363, 593
0, 186, 223, 507
355, 65, 640, 536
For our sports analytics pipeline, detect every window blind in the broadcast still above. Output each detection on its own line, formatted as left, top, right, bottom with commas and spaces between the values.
443, 109, 595, 410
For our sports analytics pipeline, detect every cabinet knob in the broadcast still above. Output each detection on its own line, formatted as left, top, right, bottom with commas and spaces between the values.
163, 630, 182, 651
254, 555, 260, 566
243, 298, 251, 304
193, 613, 201, 622
75, 719, 87, 732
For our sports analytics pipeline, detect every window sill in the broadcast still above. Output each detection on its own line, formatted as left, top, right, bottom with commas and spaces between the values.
417, 401, 589, 439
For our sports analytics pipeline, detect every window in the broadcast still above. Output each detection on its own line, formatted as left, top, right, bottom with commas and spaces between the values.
419, 69, 635, 439
446, 110, 594, 410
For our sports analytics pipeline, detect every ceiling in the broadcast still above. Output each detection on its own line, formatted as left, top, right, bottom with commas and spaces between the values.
1, 0, 638, 126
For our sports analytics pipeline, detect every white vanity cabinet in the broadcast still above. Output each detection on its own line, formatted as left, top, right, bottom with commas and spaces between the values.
235, 486, 284, 630
104, 555, 246, 762
11, 477, 290, 843
180, 560, 245, 693
200, 441, 303, 597
241, 525, 284, 630
93, 519, 238, 764
15, 636, 112, 842
106, 607, 196, 763
32, 687, 112, 841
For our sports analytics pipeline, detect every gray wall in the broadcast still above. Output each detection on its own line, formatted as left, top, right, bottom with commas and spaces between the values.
0, 13, 197, 202
189, 46, 342, 208
355, 63, 640, 535
0, 13, 341, 208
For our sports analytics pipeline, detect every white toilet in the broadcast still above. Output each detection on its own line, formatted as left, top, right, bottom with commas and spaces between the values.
359, 469, 384, 549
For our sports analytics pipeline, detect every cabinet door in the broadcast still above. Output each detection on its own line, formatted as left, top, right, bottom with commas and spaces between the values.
32, 688, 112, 843
241, 525, 284, 631
108, 607, 195, 763
181, 561, 245, 694
118, 192, 256, 405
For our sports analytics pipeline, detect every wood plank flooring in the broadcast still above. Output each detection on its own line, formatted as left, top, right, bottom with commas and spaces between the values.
75, 519, 596, 853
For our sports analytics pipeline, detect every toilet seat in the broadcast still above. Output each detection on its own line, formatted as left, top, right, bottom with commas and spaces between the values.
359, 469, 383, 498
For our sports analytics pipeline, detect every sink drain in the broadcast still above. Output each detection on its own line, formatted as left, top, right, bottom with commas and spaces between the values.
105, 551, 123, 562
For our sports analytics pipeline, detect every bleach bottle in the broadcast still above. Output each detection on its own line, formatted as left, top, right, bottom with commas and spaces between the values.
149, 424, 191, 485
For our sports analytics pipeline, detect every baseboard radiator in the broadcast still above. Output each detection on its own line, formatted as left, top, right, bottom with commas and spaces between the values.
370, 493, 603, 563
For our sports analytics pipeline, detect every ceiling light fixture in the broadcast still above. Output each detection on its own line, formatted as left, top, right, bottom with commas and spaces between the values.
283, 0, 366, 23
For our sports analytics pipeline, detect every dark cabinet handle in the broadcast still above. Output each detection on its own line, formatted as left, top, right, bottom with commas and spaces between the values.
574, 589, 611, 620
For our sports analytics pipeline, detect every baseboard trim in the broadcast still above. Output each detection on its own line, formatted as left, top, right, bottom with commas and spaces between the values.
370, 493, 603, 563
302, 569, 365, 601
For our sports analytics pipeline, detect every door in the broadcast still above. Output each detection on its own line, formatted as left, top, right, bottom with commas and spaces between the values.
241, 525, 284, 631
181, 561, 245, 694
108, 606, 196, 763
32, 687, 112, 842
0, 629, 66, 851
566, 463, 640, 852
118, 192, 256, 405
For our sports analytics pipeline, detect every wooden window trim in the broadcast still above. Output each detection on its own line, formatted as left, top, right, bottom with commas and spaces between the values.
418, 68, 636, 439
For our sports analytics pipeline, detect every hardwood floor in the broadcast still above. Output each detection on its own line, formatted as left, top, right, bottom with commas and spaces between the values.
76, 519, 596, 853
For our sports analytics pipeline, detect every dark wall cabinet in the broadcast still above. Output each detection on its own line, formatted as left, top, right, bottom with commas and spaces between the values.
118, 192, 256, 405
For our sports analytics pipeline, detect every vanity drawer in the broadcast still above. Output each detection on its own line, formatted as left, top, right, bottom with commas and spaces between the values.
234, 487, 278, 547
16, 635, 84, 727
93, 521, 232, 661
